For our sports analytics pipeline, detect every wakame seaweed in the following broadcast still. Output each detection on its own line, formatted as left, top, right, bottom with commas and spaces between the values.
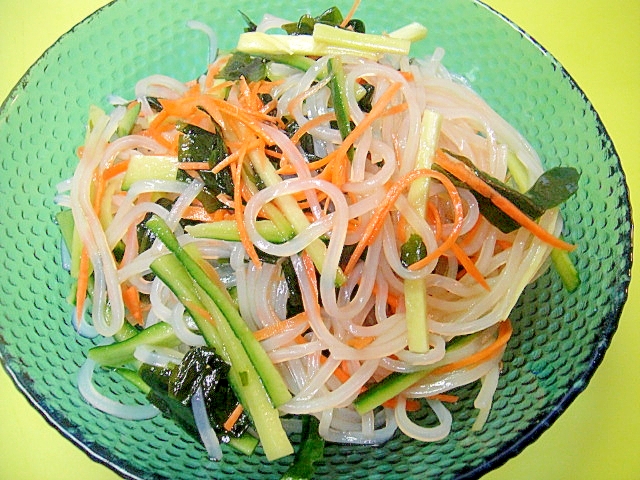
140, 346, 251, 441
435, 150, 580, 233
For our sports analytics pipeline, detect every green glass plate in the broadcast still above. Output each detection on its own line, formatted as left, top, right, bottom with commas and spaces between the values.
0, 0, 632, 479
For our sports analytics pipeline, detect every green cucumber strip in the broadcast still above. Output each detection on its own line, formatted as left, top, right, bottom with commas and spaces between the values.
186, 219, 291, 244
88, 322, 181, 367
353, 369, 429, 415
114, 367, 152, 395
150, 252, 293, 461
121, 155, 178, 191
327, 58, 352, 145
56, 209, 75, 254
312, 23, 411, 56
113, 321, 139, 342
227, 433, 259, 456
550, 248, 580, 292
115, 101, 141, 138
265, 54, 316, 72
403, 110, 442, 353
353, 331, 484, 414
146, 215, 292, 407
388, 22, 428, 42
236, 22, 414, 59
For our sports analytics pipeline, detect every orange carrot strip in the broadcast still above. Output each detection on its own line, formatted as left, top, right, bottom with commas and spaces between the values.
122, 284, 144, 325
301, 251, 319, 300
76, 168, 109, 324
347, 336, 375, 350
495, 239, 513, 251
380, 102, 409, 117
253, 313, 309, 342
428, 393, 459, 403
75, 248, 90, 327
340, 0, 362, 28
426, 200, 443, 240
382, 396, 421, 411
204, 55, 232, 90
345, 168, 461, 275
102, 160, 130, 182
430, 320, 513, 376
458, 216, 483, 248
181, 206, 233, 223
276, 153, 334, 176
232, 142, 261, 269
291, 112, 337, 145
223, 403, 245, 432
399, 71, 415, 82
450, 242, 490, 290
177, 162, 211, 170
213, 139, 262, 174
434, 150, 575, 251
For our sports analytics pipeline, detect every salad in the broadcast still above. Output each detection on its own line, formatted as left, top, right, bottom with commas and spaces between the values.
54, 3, 579, 476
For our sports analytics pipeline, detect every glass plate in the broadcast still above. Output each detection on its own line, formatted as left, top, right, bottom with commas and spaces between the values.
0, 0, 631, 479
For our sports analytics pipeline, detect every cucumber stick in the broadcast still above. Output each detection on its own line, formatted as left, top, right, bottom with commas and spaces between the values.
186, 219, 291, 244
88, 322, 181, 367
353, 369, 429, 415
146, 215, 291, 407
121, 154, 178, 190
404, 110, 442, 353
150, 250, 293, 461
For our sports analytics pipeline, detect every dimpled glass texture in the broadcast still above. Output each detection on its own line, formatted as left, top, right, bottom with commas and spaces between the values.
0, 0, 631, 479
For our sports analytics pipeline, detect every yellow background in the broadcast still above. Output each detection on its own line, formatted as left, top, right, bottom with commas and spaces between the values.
0, 1, 638, 479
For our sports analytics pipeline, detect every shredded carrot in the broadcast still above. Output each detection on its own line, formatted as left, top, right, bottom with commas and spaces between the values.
347, 336, 376, 350
434, 150, 575, 251
102, 159, 130, 182
380, 102, 409, 118
253, 312, 309, 342
122, 284, 144, 325
430, 319, 513, 376
340, 0, 362, 28
496, 239, 513, 251
181, 206, 233, 223
76, 168, 109, 325
428, 393, 459, 403
177, 162, 211, 171
212, 138, 262, 174
231, 141, 261, 269
333, 362, 352, 384
407, 178, 465, 272
450, 242, 490, 290
204, 54, 231, 90
399, 71, 415, 82
382, 396, 422, 411
426, 200, 443, 240
290, 112, 336, 145
75, 247, 90, 327
457, 216, 483, 248
300, 251, 319, 300
223, 403, 245, 432
345, 168, 462, 275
